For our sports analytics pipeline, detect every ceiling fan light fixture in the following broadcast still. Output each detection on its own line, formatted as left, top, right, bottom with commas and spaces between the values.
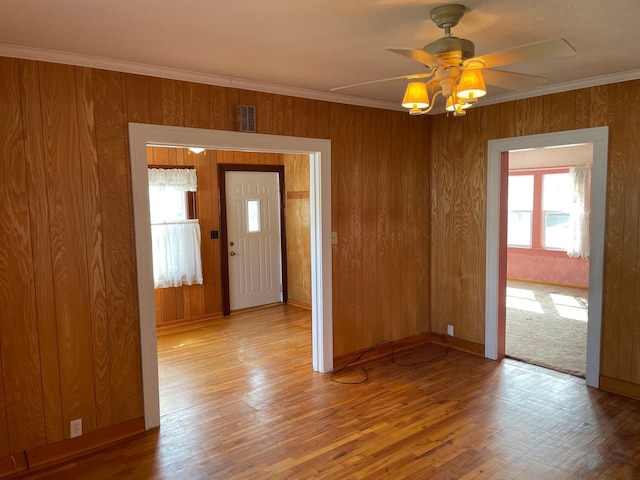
402, 82, 429, 110
457, 69, 487, 100
445, 95, 472, 113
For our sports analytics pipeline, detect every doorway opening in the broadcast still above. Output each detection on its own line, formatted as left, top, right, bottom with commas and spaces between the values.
505, 144, 593, 377
485, 127, 608, 388
128, 123, 333, 430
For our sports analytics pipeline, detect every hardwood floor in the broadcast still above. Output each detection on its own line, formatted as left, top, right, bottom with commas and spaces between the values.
20, 304, 640, 479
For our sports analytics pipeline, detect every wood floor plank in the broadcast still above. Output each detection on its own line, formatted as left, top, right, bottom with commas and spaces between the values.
22, 305, 640, 479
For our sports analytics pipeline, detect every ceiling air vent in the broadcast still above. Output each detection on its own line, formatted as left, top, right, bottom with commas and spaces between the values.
236, 105, 256, 133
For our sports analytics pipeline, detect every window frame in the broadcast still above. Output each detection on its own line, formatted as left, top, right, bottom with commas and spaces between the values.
507, 167, 571, 254
148, 165, 198, 223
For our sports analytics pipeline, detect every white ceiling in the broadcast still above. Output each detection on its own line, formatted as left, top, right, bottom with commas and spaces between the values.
2, 1, 640, 112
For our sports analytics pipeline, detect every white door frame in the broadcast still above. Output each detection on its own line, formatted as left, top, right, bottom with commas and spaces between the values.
485, 127, 609, 388
128, 123, 333, 430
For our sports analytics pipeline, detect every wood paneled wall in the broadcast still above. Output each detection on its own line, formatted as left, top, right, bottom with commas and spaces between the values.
429, 81, 640, 395
0, 58, 143, 459
284, 154, 311, 308
0, 55, 430, 461
147, 147, 285, 325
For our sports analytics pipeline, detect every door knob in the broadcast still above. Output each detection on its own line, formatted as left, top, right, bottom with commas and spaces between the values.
229, 251, 236, 256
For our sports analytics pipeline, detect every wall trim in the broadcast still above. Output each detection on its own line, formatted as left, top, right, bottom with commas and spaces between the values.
486, 127, 609, 389
429, 334, 485, 357
333, 333, 432, 370
128, 123, 333, 430
599, 376, 640, 401
0, 418, 145, 478
2, 44, 640, 114
0, 44, 400, 112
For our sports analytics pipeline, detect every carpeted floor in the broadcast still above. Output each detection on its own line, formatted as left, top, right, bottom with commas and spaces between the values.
506, 280, 589, 377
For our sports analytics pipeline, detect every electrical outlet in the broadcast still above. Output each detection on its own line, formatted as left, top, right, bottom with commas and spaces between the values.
447, 324, 454, 337
70, 418, 82, 438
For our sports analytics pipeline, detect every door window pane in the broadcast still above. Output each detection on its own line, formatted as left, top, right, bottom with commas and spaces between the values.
247, 200, 261, 233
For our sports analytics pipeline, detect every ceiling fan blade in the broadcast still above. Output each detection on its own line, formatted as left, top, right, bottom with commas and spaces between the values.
386, 47, 439, 67
330, 72, 432, 92
466, 38, 576, 69
482, 69, 547, 91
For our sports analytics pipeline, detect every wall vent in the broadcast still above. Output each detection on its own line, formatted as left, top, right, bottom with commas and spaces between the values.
236, 105, 256, 133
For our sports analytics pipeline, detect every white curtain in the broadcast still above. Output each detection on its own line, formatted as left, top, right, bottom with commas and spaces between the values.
567, 164, 591, 258
151, 220, 203, 288
149, 168, 203, 288
148, 168, 197, 191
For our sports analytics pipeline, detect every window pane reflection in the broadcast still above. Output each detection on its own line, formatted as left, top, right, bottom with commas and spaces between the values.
247, 200, 261, 233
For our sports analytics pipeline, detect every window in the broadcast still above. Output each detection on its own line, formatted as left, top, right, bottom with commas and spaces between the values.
148, 168, 203, 289
507, 175, 534, 247
542, 173, 572, 249
507, 169, 574, 252
247, 199, 261, 233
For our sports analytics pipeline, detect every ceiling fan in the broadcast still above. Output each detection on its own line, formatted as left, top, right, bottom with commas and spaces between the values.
332, 4, 576, 116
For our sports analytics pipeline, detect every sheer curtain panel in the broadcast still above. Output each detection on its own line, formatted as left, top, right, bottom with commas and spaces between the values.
148, 168, 203, 288
566, 164, 591, 259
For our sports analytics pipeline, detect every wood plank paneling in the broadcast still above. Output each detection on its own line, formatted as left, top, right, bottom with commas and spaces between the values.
376, 110, 392, 343
183, 82, 210, 129
20, 59, 64, 445
196, 152, 215, 317
292, 97, 308, 138
389, 111, 405, 339
5, 51, 640, 466
256, 92, 273, 135
92, 69, 143, 423
160, 79, 184, 126
601, 83, 628, 379
209, 85, 229, 131
124, 74, 150, 124
39, 62, 97, 438
461, 108, 487, 342
549, 90, 577, 132
284, 154, 311, 307
616, 82, 640, 383
430, 114, 455, 335
0, 57, 46, 453
273, 94, 294, 136
352, 108, 364, 339
75, 66, 113, 430
360, 108, 379, 348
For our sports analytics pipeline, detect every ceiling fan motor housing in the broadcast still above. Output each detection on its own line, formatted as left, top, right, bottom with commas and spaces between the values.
424, 36, 475, 65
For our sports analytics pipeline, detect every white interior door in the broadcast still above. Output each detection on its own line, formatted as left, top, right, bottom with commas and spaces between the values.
226, 171, 282, 310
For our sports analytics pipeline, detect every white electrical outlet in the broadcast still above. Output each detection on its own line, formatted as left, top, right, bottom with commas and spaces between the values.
447, 324, 454, 337
70, 418, 82, 438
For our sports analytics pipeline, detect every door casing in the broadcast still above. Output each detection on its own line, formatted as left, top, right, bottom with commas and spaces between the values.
485, 127, 609, 388
128, 123, 333, 430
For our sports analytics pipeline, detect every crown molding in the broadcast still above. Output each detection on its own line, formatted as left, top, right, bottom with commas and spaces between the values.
475, 68, 640, 108
2, 43, 640, 114
0, 43, 402, 112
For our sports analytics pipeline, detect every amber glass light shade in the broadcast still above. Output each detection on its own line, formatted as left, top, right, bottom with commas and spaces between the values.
401, 82, 429, 109
457, 69, 486, 100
